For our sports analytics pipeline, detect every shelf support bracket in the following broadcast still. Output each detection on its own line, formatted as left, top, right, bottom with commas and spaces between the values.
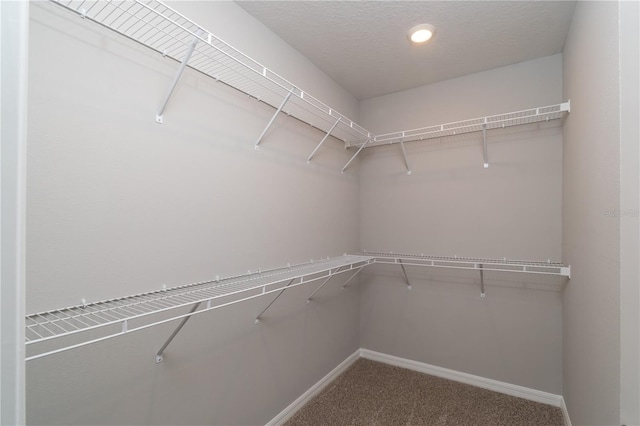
399, 140, 412, 175
479, 264, 486, 298
307, 118, 341, 163
307, 266, 345, 302
341, 139, 370, 173
156, 32, 201, 124
482, 122, 489, 168
155, 301, 201, 363
341, 267, 364, 289
255, 278, 296, 324
255, 90, 293, 150
399, 259, 412, 289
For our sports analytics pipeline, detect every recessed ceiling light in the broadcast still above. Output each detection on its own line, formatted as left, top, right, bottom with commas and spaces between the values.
408, 24, 436, 44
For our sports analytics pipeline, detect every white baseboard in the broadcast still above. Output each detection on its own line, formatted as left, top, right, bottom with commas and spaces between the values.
359, 348, 564, 408
560, 397, 572, 426
265, 349, 360, 426
267, 348, 568, 426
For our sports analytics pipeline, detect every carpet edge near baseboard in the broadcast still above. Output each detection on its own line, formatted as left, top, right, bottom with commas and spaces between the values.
265, 349, 361, 426
266, 348, 572, 426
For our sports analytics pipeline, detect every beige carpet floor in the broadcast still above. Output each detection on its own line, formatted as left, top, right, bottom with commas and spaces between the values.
284, 358, 564, 426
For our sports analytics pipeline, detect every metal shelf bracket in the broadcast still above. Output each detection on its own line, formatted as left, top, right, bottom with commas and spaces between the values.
342, 139, 370, 173
398, 259, 412, 289
254, 90, 293, 150
399, 140, 412, 175
482, 122, 489, 168
341, 267, 364, 289
155, 32, 201, 124
307, 267, 342, 303
479, 264, 486, 298
155, 301, 201, 363
255, 278, 296, 324
307, 118, 341, 163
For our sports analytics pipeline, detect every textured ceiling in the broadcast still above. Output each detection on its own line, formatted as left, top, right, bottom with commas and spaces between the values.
236, 1, 576, 100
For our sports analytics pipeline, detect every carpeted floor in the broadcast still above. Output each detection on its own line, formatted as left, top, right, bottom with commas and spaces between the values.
284, 358, 564, 426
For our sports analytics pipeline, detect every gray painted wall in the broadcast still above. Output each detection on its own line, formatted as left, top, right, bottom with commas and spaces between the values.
358, 55, 565, 394
26, 2, 360, 425
619, 2, 640, 425
562, 1, 640, 425
562, 1, 623, 425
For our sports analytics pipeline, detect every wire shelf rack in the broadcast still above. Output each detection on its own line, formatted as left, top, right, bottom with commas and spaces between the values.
363, 251, 570, 277
48, 0, 570, 171
25, 255, 373, 361
49, 0, 371, 144
358, 102, 571, 148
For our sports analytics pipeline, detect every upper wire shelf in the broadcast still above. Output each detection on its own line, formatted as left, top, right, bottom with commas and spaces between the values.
49, 0, 569, 151
50, 0, 371, 144
363, 251, 570, 277
25, 255, 373, 361
354, 101, 571, 148
49, 0, 570, 173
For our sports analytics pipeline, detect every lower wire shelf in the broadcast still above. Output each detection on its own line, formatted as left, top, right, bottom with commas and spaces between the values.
25, 255, 374, 362
25, 251, 570, 362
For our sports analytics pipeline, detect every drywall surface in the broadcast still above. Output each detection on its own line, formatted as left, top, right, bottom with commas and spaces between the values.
619, 1, 639, 424
360, 54, 563, 135
358, 55, 564, 394
26, 2, 360, 425
562, 1, 622, 425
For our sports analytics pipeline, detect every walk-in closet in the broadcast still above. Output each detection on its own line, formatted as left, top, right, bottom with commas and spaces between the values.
1, 1, 638, 425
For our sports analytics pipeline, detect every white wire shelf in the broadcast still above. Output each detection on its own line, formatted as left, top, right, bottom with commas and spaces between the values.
25, 251, 570, 361
363, 251, 570, 277
25, 255, 373, 362
48, 0, 570, 172
49, 0, 371, 144
353, 101, 571, 148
